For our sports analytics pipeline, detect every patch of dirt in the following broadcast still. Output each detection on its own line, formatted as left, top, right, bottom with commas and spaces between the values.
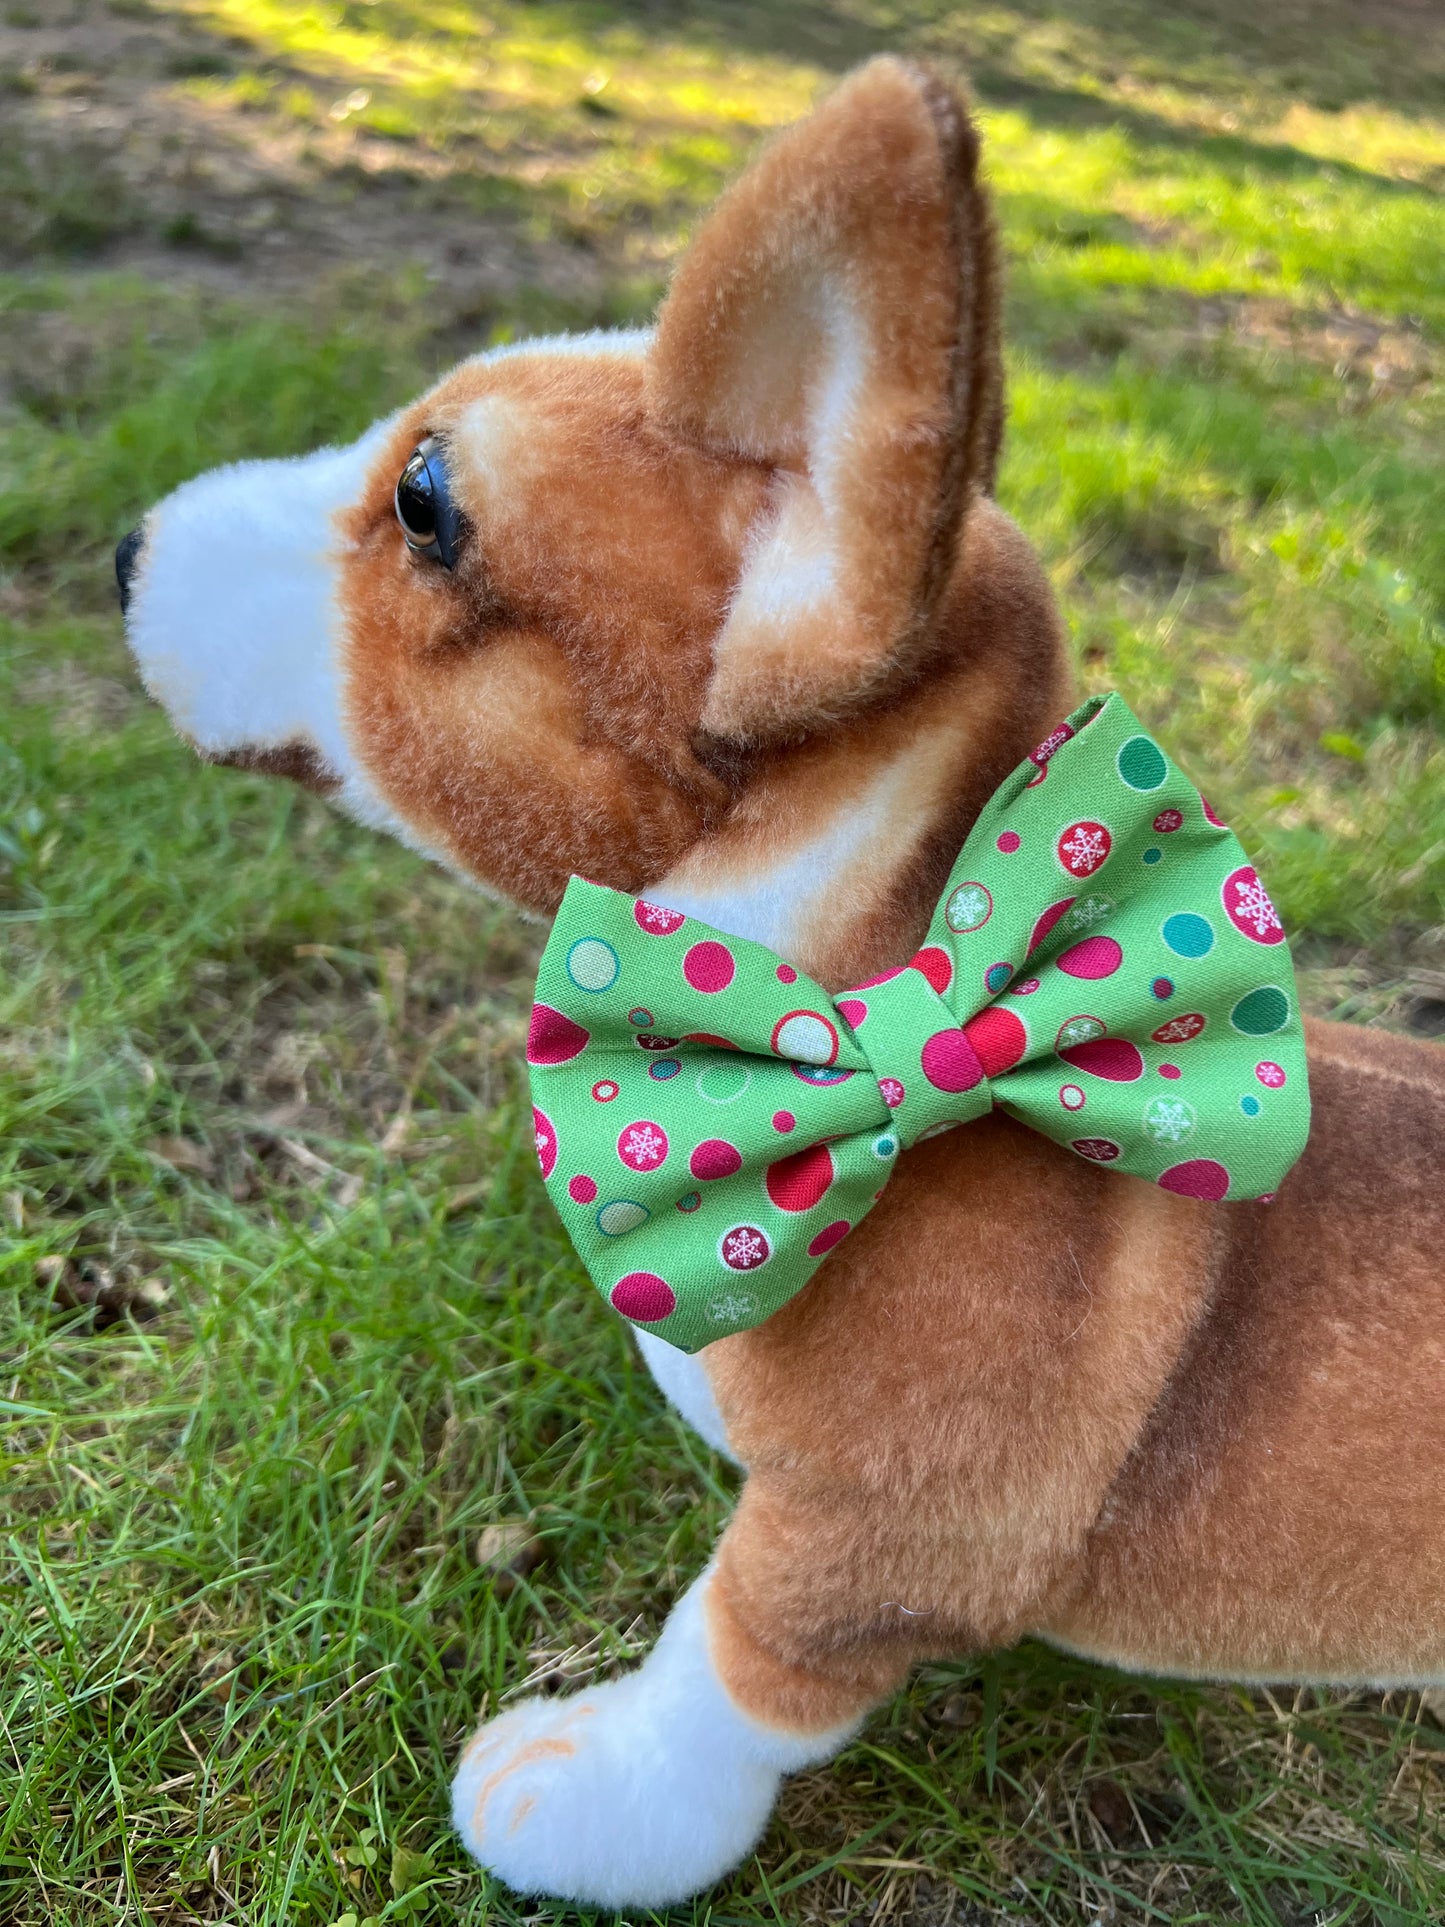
0, 0, 619, 306
1183, 293, 1435, 395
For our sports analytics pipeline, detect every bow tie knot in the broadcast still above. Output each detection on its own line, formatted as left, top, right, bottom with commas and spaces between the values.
528, 693, 1311, 1353
838, 959, 994, 1149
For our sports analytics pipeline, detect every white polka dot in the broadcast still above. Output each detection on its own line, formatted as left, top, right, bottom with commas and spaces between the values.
566, 937, 620, 992
772, 1012, 838, 1066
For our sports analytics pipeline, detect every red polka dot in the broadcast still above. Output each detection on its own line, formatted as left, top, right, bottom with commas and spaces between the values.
836, 998, 868, 1029
1220, 863, 1286, 947
996, 830, 1022, 853
878, 1077, 905, 1109
1158, 1064, 1182, 1080
909, 946, 953, 995
1153, 808, 1184, 833
610, 1272, 677, 1321
776, 964, 797, 984
1200, 794, 1226, 827
633, 899, 686, 935
1056, 935, 1123, 980
765, 1142, 835, 1213
962, 1006, 1028, 1077
568, 1174, 598, 1203
690, 1138, 743, 1181
1058, 1037, 1144, 1082
1072, 1137, 1122, 1163
1158, 1158, 1230, 1200
920, 1028, 986, 1093
1056, 819, 1112, 879
682, 1032, 737, 1049
771, 1110, 796, 1133
1030, 721, 1075, 768
1027, 897, 1076, 957
683, 940, 736, 993
532, 1106, 557, 1179
527, 1003, 590, 1066
807, 1220, 852, 1258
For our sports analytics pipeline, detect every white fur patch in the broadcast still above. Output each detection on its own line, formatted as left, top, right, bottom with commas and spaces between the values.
451, 1570, 856, 1908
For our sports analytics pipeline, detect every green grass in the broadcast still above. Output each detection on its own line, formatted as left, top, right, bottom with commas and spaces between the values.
2, 0, 1444, 1921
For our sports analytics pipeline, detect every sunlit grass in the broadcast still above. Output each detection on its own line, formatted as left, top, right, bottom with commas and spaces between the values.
2, 0, 1444, 1920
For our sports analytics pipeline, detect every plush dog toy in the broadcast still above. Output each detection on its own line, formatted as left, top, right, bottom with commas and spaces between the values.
116, 58, 1445, 1910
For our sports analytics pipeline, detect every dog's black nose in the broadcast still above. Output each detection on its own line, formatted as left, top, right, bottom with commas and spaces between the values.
115, 527, 144, 614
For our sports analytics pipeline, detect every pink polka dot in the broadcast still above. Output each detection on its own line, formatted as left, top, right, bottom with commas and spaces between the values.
1158, 1159, 1230, 1200
690, 1138, 743, 1181
1027, 897, 1076, 957
1256, 1060, 1287, 1088
775, 963, 797, 984
1056, 935, 1123, 980
568, 1173, 598, 1204
1010, 977, 1042, 996
962, 1006, 1028, 1077
1058, 1037, 1144, 1082
765, 1143, 835, 1213
683, 940, 736, 993
682, 1032, 736, 1049
910, 946, 953, 995
807, 1220, 852, 1258
996, 830, 1022, 853
771, 1110, 796, 1133
1201, 794, 1226, 827
836, 998, 868, 1029
878, 1077, 905, 1110
527, 1003, 590, 1066
920, 1028, 986, 1094
1158, 1064, 1182, 1080
610, 1272, 677, 1322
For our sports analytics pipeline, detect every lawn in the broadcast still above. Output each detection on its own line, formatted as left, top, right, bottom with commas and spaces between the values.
1, 1, 1443, 1922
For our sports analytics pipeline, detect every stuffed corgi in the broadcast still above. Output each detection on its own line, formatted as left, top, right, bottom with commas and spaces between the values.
116, 58, 1445, 1911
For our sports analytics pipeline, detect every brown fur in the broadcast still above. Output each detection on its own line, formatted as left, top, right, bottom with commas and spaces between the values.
142, 57, 1445, 1756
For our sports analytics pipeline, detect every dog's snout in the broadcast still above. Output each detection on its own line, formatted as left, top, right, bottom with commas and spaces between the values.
115, 527, 144, 614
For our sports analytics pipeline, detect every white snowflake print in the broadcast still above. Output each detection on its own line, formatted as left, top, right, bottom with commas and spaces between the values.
617, 1121, 668, 1170
945, 883, 992, 933
1256, 1060, 1287, 1089
1058, 1016, 1105, 1049
1154, 1015, 1202, 1045
708, 1291, 758, 1324
720, 1224, 770, 1271
1065, 894, 1114, 931
1060, 824, 1110, 875
1229, 871, 1283, 940
1142, 1096, 1197, 1145
534, 1124, 551, 1159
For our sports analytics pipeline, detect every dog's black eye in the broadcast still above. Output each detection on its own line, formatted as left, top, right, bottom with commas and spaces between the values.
394, 436, 461, 569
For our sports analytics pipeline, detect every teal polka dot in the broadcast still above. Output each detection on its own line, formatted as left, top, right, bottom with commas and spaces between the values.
1240, 1094, 1262, 1117
1231, 985, 1290, 1035
1117, 736, 1168, 792
872, 1133, 898, 1160
1142, 847, 1162, 866
984, 962, 1014, 994
1162, 912, 1214, 958
648, 1058, 681, 1081
676, 1192, 701, 1214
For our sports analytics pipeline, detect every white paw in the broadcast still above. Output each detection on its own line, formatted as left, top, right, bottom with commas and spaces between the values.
450, 1575, 855, 1909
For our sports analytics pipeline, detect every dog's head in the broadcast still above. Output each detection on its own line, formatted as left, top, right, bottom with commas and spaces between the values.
119, 59, 1066, 969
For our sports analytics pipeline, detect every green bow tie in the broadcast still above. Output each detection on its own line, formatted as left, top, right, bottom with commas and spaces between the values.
528, 692, 1311, 1352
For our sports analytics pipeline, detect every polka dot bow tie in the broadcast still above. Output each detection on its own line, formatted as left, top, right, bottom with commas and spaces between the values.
528, 692, 1312, 1353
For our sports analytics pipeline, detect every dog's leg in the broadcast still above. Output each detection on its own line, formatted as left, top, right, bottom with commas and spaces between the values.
451, 1521, 902, 1907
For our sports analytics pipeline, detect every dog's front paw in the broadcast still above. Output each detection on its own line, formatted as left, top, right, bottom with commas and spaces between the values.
450, 1674, 782, 1909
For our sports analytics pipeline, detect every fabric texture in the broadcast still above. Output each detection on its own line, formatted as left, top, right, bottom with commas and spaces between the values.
527, 692, 1312, 1352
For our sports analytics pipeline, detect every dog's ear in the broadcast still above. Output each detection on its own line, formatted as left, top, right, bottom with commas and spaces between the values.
646, 57, 1003, 746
